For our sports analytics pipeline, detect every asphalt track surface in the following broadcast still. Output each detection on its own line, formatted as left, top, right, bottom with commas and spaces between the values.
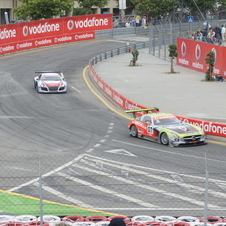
0, 39, 226, 217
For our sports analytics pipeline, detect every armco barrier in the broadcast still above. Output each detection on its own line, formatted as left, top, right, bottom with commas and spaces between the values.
88, 47, 226, 139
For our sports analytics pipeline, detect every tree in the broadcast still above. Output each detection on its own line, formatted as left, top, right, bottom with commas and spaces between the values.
205, 50, 215, 81
130, 49, 139, 66
73, 8, 94, 16
168, 43, 178, 73
14, 0, 74, 20
178, 0, 226, 17
75, 0, 109, 9
128, 0, 177, 18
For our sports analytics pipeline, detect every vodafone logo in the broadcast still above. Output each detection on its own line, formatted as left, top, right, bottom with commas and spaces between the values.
22, 22, 60, 37
181, 41, 186, 57
66, 17, 109, 31
195, 44, 201, 60
67, 20, 74, 30
23, 26, 29, 36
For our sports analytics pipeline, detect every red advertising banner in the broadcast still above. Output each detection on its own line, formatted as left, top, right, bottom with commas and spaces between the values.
0, 14, 112, 55
63, 14, 113, 34
177, 115, 226, 137
222, 49, 226, 77
89, 63, 146, 111
189, 40, 207, 72
177, 38, 192, 68
177, 38, 226, 78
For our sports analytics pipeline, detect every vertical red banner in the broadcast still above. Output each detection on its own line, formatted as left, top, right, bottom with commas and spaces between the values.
177, 38, 192, 68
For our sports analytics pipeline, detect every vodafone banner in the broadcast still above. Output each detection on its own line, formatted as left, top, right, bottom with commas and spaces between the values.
89, 63, 147, 111
0, 14, 112, 55
177, 38, 226, 77
177, 115, 226, 137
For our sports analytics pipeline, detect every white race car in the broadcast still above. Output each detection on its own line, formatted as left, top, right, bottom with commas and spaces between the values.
34, 70, 67, 93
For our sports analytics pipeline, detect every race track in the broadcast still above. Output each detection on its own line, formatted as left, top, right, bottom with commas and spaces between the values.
0, 39, 226, 217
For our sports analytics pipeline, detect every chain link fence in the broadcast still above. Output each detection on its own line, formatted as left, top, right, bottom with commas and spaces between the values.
2, 16, 226, 221
148, 18, 226, 60
1, 154, 226, 218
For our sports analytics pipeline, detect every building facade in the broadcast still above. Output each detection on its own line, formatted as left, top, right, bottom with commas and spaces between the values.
0, 0, 120, 25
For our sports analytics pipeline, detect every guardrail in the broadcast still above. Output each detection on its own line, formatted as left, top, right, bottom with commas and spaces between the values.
90, 42, 149, 65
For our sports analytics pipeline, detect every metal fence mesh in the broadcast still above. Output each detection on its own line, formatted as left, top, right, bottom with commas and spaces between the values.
2, 17, 226, 220
1, 154, 226, 218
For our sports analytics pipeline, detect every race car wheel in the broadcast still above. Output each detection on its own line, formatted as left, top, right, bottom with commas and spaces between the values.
160, 133, 169, 145
130, 125, 138, 138
36, 86, 40, 93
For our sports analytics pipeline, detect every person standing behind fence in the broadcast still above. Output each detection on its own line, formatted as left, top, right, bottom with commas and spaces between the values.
221, 25, 226, 41
211, 29, 216, 43
196, 30, 203, 41
201, 29, 207, 42
136, 15, 141, 26
142, 15, 147, 28
215, 28, 221, 44
207, 29, 213, 43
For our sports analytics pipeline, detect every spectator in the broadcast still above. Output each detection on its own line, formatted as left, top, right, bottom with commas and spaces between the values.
202, 29, 208, 42
113, 18, 119, 28
125, 21, 130, 28
218, 24, 222, 39
108, 218, 126, 226
135, 15, 141, 27
130, 16, 135, 27
142, 16, 147, 28
55, 223, 71, 226
196, 30, 203, 41
221, 25, 226, 41
207, 29, 213, 43
215, 74, 224, 82
211, 29, 216, 43
215, 29, 221, 44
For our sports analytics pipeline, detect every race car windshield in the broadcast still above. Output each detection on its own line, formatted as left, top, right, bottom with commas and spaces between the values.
153, 117, 180, 125
41, 76, 61, 81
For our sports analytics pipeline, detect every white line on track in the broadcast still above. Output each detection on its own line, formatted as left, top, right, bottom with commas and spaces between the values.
84, 154, 226, 184
80, 157, 221, 208
113, 139, 226, 163
33, 182, 94, 209
8, 154, 86, 192
57, 171, 158, 208
70, 86, 81, 93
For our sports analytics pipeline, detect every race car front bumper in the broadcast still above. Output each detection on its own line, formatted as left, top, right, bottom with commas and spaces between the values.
37, 86, 67, 93
169, 135, 206, 147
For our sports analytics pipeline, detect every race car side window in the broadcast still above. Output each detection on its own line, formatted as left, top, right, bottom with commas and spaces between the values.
143, 116, 152, 123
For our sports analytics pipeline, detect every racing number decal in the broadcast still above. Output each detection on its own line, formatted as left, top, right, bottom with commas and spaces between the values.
147, 125, 153, 134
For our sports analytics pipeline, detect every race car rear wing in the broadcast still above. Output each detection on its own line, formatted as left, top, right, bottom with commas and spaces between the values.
125, 107, 159, 118
35, 70, 61, 73
35, 70, 65, 79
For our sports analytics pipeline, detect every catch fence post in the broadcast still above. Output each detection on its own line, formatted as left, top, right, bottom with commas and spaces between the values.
39, 156, 43, 226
